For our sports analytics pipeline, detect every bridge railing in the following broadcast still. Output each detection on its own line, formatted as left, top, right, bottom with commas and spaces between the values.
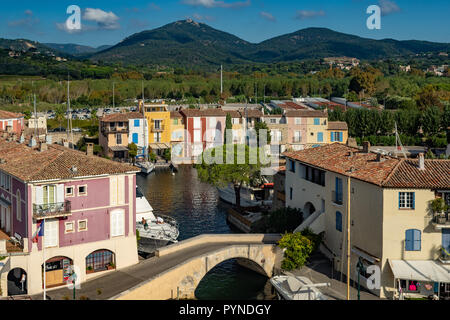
156, 233, 281, 258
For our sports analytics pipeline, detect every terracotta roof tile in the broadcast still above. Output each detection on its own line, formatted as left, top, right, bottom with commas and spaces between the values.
285, 110, 328, 118
0, 138, 139, 182
328, 121, 348, 130
0, 110, 24, 119
101, 112, 143, 122
170, 111, 183, 118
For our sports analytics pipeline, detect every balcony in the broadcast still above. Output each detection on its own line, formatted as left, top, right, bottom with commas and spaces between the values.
332, 191, 343, 205
102, 126, 129, 134
431, 212, 450, 230
151, 125, 165, 132
33, 200, 72, 220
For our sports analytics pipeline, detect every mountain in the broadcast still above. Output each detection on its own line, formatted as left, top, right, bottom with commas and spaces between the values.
90, 20, 450, 69
44, 43, 113, 56
0, 38, 61, 56
91, 19, 254, 67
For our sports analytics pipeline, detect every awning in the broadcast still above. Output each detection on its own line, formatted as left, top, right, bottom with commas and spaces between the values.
110, 146, 128, 152
149, 143, 170, 150
389, 260, 450, 283
352, 246, 381, 264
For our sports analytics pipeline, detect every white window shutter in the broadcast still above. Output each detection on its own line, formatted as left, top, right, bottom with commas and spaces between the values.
35, 186, 43, 205
110, 177, 118, 206
56, 184, 64, 203
118, 176, 125, 205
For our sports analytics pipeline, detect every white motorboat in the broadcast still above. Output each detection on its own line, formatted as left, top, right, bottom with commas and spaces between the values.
136, 186, 179, 253
270, 275, 329, 300
136, 161, 155, 175
217, 183, 273, 207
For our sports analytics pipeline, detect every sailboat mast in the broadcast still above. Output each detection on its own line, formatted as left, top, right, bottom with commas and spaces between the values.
220, 65, 223, 95
142, 81, 148, 161
34, 94, 37, 138
67, 75, 70, 142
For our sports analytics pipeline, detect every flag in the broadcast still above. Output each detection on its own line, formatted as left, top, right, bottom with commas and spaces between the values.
32, 220, 44, 243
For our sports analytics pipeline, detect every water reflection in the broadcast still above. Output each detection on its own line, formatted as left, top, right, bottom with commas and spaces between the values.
136, 166, 270, 300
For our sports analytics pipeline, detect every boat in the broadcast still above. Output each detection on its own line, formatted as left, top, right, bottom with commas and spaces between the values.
136, 161, 155, 175
270, 275, 329, 300
135, 186, 179, 253
217, 183, 273, 208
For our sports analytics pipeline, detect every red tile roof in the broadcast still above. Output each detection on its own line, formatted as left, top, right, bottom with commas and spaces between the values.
328, 121, 348, 130
0, 110, 24, 119
170, 111, 183, 118
225, 110, 241, 118
0, 138, 139, 182
101, 112, 144, 122
180, 108, 226, 117
283, 143, 450, 189
239, 109, 263, 118
285, 110, 328, 118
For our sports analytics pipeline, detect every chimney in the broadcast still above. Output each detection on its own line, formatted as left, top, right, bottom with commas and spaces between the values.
39, 142, 48, 152
86, 143, 94, 156
376, 153, 385, 162
362, 141, 371, 153
70, 166, 78, 174
418, 153, 425, 170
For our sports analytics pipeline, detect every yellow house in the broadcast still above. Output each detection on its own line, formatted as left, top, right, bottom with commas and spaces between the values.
305, 113, 328, 146
140, 101, 171, 156
327, 121, 348, 145
283, 143, 450, 299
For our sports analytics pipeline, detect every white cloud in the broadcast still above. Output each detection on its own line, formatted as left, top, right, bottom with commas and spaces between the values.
378, 0, 401, 16
182, 0, 251, 9
260, 11, 276, 22
191, 13, 215, 22
8, 10, 39, 28
83, 8, 120, 30
294, 10, 326, 20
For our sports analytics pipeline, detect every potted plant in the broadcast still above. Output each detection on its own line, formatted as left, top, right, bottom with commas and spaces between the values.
107, 262, 115, 270
430, 198, 448, 224
86, 266, 94, 274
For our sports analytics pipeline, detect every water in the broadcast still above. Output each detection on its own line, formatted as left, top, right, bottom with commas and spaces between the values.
136, 166, 271, 300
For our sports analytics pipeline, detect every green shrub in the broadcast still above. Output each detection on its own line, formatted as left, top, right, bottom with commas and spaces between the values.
278, 232, 314, 271
300, 228, 324, 252
264, 207, 303, 233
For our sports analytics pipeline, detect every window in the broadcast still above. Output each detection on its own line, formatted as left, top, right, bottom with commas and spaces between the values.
335, 178, 343, 205
78, 186, 87, 196
289, 160, 296, 173
118, 122, 124, 127
232, 118, 240, 125
405, 229, 421, 251
295, 118, 301, 125
110, 176, 125, 206
116, 133, 122, 145
132, 133, 139, 144
336, 211, 342, 232
314, 118, 320, 125
317, 132, 323, 142
65, 222, 75, 233
270, 118, 277, 124
304, 165, 325, 187
134, 119, 140, 127
66, 187, 74, 197
173, 119, 178, 125
44, 219, 59, 248
16, 190, 21, 222
209, 117, 217, 129
399, 192, 415, 209
110, 209, 125, 237
290, 187, 293, 201
78, 220, 88, 232
193, 117, 201, 129
86, 250, 115, 273
294, 131, 301, 143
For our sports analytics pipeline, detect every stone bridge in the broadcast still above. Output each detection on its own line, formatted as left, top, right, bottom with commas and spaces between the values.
113, 234, 282, 300
34, 234, 282, 300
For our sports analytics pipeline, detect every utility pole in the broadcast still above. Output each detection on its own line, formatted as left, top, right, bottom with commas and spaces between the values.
347, 176, 351, 300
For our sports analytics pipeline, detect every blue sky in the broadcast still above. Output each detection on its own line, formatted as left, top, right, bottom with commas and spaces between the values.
0, 0, 449, 47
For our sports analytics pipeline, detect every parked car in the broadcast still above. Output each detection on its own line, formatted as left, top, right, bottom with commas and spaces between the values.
72, 128, 82, 132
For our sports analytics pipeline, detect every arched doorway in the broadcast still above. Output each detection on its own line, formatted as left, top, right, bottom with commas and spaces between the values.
85, 249, 115, 274
7, 268, 27, 296
303, 202, 316, 220
42, 256, 73, 289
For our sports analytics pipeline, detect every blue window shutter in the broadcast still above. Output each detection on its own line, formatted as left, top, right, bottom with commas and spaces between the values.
132, 133, 138, 144
290, 188, 293, 200
331, 132, 335, 142
336, 212, 342, 232
412, 192, 415, 209
413, 230, 421, 251
443, 229, 450, 251
339, 132, 343, 142
314, 118, 319, 125
134, 119, 140, 127
335, 178, 338, 202
405, 230, 413, 251
398, 192, 401, 209
318, 132, 323, 142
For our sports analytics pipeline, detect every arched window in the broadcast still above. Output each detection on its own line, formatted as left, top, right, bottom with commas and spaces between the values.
86, 249, 115, 273
405, 229, 421, 251
336, 211, 342, 232
16, 190, 21, 222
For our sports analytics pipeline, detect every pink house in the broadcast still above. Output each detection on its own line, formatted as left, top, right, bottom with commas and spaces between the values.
0, 111, 25, 135
0, 137, 140, 296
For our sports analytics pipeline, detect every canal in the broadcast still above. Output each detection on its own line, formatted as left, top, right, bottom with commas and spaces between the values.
136, 165, 273, 300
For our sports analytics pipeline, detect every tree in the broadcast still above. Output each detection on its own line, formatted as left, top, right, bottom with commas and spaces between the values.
196, 144, 265, 209
379, 110, 395, 136
278, 232, 314, 271
224, 113, 232, 144
254, 121, 271, 146
415, 85, 443, 110
422, 106, 442, 137
128, 143, 138, 163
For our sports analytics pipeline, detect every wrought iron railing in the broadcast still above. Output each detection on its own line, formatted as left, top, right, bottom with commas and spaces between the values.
432, 212, 450, 226
151, 125, 165, 132
33, 200, 71, 219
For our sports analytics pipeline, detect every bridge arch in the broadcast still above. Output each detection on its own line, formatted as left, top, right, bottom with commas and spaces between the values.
114, 235, 282, 300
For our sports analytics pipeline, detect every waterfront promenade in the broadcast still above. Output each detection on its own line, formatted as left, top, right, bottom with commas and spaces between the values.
31, 234, 281, 300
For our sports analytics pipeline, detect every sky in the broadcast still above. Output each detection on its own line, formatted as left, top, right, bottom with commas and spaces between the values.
0, 0, 449, 47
